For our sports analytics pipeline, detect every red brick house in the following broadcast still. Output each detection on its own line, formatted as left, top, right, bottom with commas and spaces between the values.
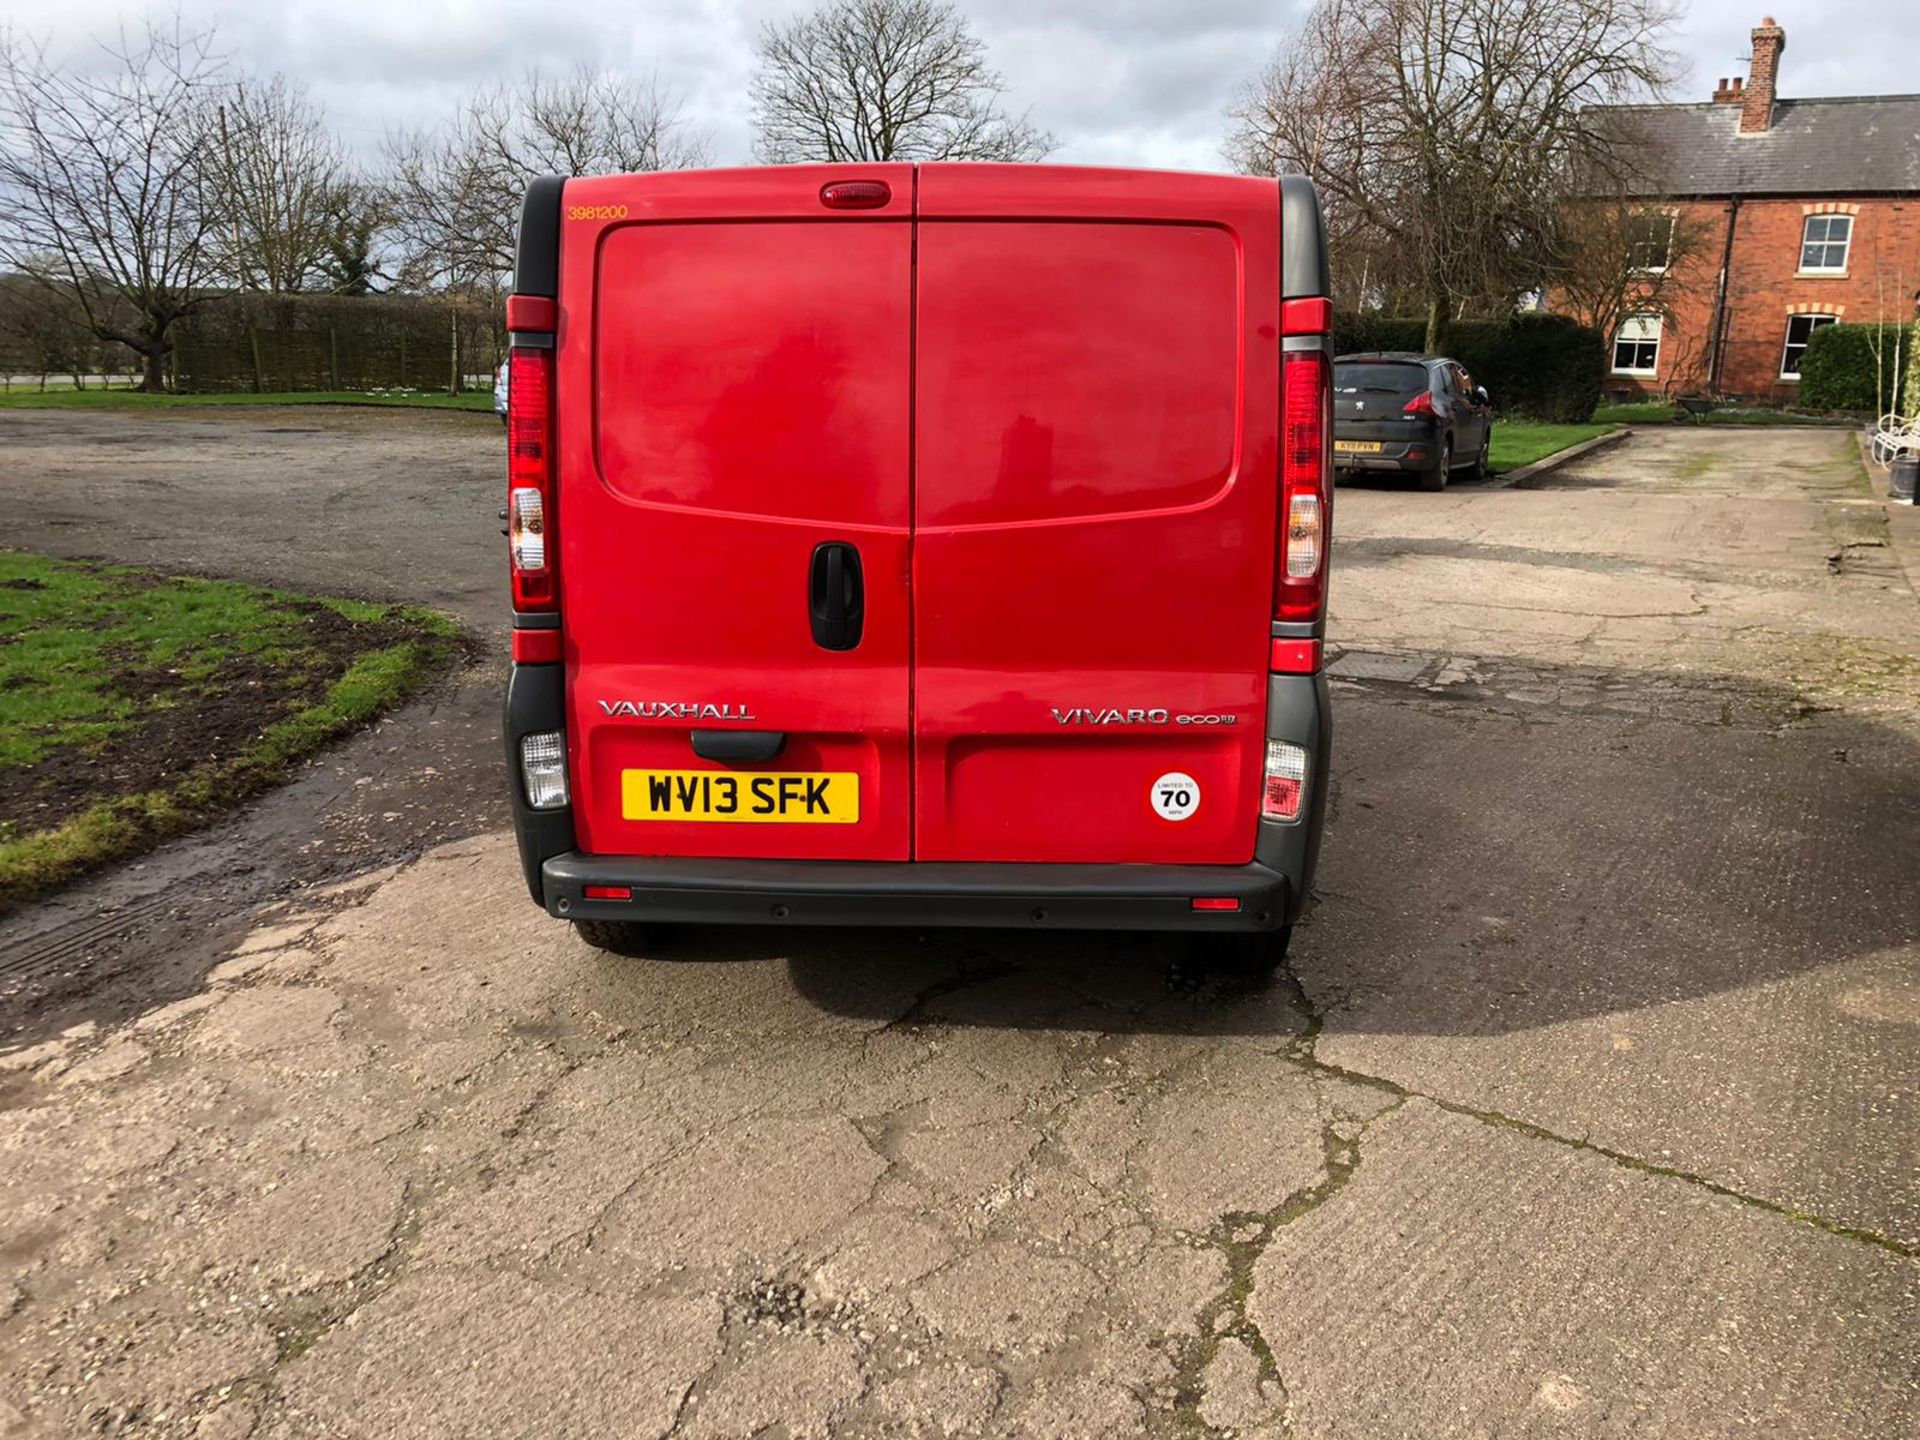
1590, 17, 1920, 402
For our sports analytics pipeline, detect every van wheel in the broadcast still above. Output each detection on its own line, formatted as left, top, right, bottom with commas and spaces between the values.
573, 919, 661, 958
1468, 430, 1490, 482
1419, 439, 1451, 492
1214, 926, 1295, 974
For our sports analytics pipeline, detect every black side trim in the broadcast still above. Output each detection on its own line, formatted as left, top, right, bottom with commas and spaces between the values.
691, 730, 786, 762
514, 176, 566, 299
542, 856, 1291, 932
1272, 619, 1323, 641
1256, 671, 1332, 923
513, 612, 561, 630
1279, 175, 1331, 301
504, 661, 577, 905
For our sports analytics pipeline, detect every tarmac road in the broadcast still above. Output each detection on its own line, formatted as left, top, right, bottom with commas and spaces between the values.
0, 409, 1915, 1438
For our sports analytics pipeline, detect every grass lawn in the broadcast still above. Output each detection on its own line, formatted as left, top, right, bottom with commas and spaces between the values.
0, 387, 494, 412
0, 551, 459, 911
1489, 421, 1616, 473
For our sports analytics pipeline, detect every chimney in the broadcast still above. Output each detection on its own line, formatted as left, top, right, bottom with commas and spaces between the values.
1712, 76, 1745, 104
1741, 17, 1785, 134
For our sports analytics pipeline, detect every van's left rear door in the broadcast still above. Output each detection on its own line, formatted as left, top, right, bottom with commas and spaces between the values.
556, 166, 916, 861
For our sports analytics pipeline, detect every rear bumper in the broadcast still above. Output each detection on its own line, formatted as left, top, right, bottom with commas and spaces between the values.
1336, 452, 1427, 473
1333, 424, 1438, 472
506, 665, 1330, 934
1334, 444, 1434, 472
541, 855, 1292, 931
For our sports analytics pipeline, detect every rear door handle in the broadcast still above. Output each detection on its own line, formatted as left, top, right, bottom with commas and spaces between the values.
691, 729, 786, 762
809, 541, 864, 651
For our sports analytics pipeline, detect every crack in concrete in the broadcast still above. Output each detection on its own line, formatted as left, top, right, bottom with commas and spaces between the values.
1268, 949, 1916, 1260
1165, 1096, 1407, 1438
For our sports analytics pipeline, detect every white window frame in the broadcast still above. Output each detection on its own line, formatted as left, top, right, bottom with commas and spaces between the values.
1780, 313, 1838, 380
1611, 315, 1662, 377
1797, 215, 1851, 276
1628, 212, 1675, 275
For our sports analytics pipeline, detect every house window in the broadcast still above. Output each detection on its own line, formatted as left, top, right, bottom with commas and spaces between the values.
1611, 315, 1662, 376
1780, 314, 1837, 379
1628, 212, 1675, 273
1799, 215, 1851, 273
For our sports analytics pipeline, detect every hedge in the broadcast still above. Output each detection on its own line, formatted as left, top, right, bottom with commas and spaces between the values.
1797, 323, 1911, 414
170, 293, 504, 394
1332, 311, 1605, 423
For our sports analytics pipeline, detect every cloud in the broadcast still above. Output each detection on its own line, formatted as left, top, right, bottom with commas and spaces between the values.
3, 0, 1910, 174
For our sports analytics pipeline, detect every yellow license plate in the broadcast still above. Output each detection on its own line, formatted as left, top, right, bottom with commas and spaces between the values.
1334, 440, 1384, 454
621, 769, 859, 824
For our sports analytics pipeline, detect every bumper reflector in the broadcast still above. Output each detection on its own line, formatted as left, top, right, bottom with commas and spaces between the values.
584, 885, 632, 901
520, 730, 569, 810
1270, 637, 1322, 674
1262, 740, 1308, 822
511, 628, 562, 664
1191, 896, 1241, 912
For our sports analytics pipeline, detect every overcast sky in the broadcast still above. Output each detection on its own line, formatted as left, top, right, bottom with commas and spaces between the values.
3, 1, 1911, 173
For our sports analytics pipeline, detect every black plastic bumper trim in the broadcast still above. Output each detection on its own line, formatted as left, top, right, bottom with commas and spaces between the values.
541, 856, 1291, 932
504, 661, 576, 904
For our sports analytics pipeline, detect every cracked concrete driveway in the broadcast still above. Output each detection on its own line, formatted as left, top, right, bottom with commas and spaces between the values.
1, 412, 1916, 1438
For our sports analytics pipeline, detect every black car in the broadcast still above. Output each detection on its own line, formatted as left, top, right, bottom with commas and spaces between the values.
1332, 353, 1493, 492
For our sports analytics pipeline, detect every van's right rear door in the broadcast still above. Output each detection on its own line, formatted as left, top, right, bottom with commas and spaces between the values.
911, 166, 1281, 864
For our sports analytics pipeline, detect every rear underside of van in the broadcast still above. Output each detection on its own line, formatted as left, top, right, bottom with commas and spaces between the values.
502, 164, 1333, 941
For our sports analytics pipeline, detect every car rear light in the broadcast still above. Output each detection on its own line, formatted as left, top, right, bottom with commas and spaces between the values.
1262, 740, 1308, 822
520, 730, 569, 810
1276, 350, 1332, 623
1403, 390, 1436, 418
507, 345, 556, 612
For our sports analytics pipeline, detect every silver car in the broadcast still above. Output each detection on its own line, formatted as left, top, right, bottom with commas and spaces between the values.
493, 358, 509, 423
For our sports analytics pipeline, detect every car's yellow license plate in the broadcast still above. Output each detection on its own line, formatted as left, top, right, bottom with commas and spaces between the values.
621, 770, 859, 824
1334, 440, 1384, 454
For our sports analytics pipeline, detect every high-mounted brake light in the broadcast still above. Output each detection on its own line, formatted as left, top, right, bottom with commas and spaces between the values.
1276, 349, 1332, 624
506, 343, 556, 612
1402, 390, 1436, 418
820, 180, 891, 209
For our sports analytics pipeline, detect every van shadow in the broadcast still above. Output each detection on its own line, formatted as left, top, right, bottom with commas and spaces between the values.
686, 658, 1920, 1040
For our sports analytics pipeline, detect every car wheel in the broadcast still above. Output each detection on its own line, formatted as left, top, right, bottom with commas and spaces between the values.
1469, 429, 1490, 482
1419, 438, 1451, 492
573, 919, 663, 957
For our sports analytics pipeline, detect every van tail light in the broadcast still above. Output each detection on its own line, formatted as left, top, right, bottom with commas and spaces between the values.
507, 345, 556, 612
1276, 349, 1332, 624
1263, 741, 1308, 822
1402, 390, 1436, 418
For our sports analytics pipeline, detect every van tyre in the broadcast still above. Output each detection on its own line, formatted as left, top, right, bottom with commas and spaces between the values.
1420, 439, 1451, 492
573, 919, 660, 958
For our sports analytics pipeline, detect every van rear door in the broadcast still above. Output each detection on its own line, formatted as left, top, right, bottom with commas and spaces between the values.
911, 167, 1281, 864
556, 166, 916, 861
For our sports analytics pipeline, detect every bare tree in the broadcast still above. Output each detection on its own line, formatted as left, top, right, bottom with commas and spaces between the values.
1553, 200, 1707, 353
752, 0, 1052, 163
212, 74, 355, 293
1228, 0, 1679, 351
0, 270, 105, 390
0, 19, 225, 391
386, 67, 708, 290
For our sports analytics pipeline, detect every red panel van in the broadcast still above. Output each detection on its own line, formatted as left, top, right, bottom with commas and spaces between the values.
502, 165, 1333, 955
